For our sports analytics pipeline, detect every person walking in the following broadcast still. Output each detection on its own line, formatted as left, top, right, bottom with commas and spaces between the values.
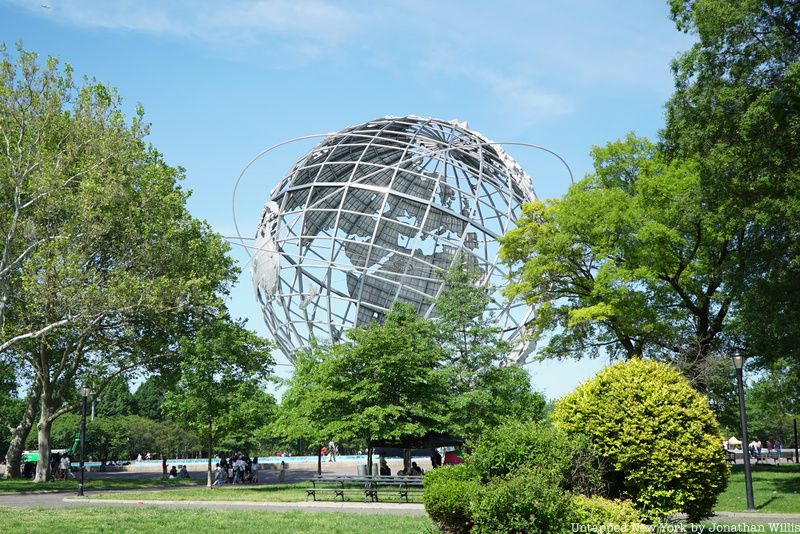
162, 456, 168, 480
212, 463, 225, 486
250, 457, 259, 484
60, 455, 73, 480
328, 440, 337, 462
233, 456, 245, 484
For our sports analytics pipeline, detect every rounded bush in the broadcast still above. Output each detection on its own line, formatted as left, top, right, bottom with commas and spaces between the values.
471, 466, 573, 534
571, 495, 641, 530
552, 359, 729, 523
422, 465, 479, 534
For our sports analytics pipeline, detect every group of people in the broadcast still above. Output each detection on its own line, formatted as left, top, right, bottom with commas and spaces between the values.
396, 461, 424, 476
212, 454, 260, 485
749, 438, 783, 460
322, 440, 338, 462
48, 452, 73, 481
167, 464, 190, 479
135, 452, 152, 461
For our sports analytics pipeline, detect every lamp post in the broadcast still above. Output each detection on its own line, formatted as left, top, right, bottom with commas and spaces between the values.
732, 350, 755, 511
77, 384, 89, 497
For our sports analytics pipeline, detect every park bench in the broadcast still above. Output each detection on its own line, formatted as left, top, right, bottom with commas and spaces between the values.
305, 474, 424, 502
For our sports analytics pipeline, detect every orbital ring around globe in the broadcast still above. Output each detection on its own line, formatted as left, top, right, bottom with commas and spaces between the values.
231, 116, 574, 366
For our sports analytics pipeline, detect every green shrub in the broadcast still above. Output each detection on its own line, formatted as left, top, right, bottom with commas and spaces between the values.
572, 495, 641, 529
468, 420, 605, 494
471, 465, 573, 534
422, 465, 479, 534
553, 359, 729, 523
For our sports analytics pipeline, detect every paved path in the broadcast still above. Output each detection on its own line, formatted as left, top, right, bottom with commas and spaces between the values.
714, 511, 800, 521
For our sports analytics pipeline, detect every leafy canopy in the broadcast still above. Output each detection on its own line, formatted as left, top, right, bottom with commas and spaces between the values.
274, 303, 449, 449
501, 135, 746, 389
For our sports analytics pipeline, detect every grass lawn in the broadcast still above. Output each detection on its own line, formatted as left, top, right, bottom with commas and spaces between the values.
91, 481, 424, 504
715, 463, 800, 514
0, 476, 200, 493
0, 507, 433, 534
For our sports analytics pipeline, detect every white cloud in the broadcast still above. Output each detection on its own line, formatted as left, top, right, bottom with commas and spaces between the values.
419, 46, 574, 122
9, 0, 359, 52
203, 0, 356, 40
474, 68, 574, 121
7, 0, 686, 120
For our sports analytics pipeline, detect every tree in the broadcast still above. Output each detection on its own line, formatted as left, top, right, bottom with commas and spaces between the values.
501, 135, 749, 389
0, 45, 237, 481
217, 389, 277, 455
36, 413, 202, 462
132, 377, 167, 421
0, 360, 24, 457
433, 257, 545, 440
95, 377, 133, 417
275, 303, 450, 474
664, 1, 800, 375
742, 359, 800, 445
163, 317, 274, 488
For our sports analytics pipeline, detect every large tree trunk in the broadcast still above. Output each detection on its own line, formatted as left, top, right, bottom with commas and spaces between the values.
317, 445, 322, 475
34, 400, 54, 483
367, 444, 373, 476
5, 381, 41, 479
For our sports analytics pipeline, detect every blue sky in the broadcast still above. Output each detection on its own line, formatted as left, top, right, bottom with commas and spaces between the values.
1, 0, 694, 399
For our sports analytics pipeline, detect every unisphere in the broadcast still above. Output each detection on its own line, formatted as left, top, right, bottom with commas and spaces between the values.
251, 116, 537, 364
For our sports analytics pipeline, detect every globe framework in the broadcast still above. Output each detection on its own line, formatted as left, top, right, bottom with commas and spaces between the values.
251, 116, 537, 364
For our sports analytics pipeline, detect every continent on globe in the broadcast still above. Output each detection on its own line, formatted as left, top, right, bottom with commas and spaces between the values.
251, 116, 537, 364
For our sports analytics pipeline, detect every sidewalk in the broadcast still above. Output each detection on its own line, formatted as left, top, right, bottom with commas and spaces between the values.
713, 511, 800, 521
62, 496, 426, 515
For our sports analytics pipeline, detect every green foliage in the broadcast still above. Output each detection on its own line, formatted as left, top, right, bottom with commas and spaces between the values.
468, 420, 557, 481
422, 420, 607, 534
433, 255, 506, 369
422, 465, 479, 534
470, 465, 574, 534
743, 361, 800, 445
132, 377, 167, 421
216, 388, 277, 454
274, 261, 544, 454
433, 257, 546, 441
447, 365, 545, 442
163, 317, 274, 466
95, 378, 134, 417
571, 495, 641, 529
664, 1, 800, 381
468, 419, 604, 495
0, 44, 238, 479
27, 413, 200, 461
274, 303, 449, 451
553, 359, 729, 523
0, 361, 24, 455
500, 135, 744, 389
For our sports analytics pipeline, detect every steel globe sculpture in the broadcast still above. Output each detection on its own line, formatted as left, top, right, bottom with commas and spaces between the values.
250, 116, 538, 364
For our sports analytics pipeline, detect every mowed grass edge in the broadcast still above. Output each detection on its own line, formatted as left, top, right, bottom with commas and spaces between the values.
0, 476, 200, 493
0, 507, 433, 534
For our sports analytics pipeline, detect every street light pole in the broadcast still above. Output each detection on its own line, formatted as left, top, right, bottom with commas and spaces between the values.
732, 350, 755, 511
77, 384, 89, 497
